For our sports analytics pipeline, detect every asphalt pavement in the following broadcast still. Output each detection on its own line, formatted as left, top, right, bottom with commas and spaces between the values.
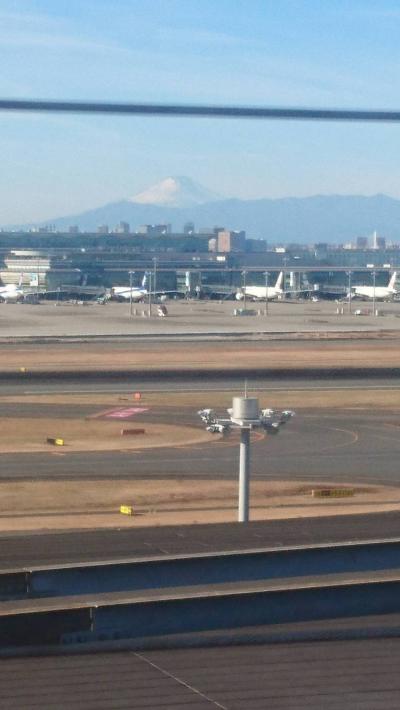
1, 511, 400, 568
1, 298, 400, 337
5, 373, 400, 394
0, 399, 399, 486
1, 373, 400, 521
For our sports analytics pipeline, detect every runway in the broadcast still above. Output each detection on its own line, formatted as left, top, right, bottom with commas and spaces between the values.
0, 375, 400, 487
3, 373, 400, 395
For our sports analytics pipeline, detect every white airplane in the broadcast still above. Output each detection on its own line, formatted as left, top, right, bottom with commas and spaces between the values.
236, 272, 285, 301
0, 284, 25, 302
235, 272, 310, 301
111, 274, 170, 302
351, 271, 397, 300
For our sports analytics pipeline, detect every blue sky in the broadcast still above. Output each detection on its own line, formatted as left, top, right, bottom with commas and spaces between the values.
2, 0, 400, 223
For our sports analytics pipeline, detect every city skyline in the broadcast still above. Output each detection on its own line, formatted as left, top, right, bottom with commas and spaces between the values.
2, 1, 400, 223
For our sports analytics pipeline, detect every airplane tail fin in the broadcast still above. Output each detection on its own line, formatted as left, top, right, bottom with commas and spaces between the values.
141, 273, 148, 288
388, 272, 397, 290
275, 271, 284, 290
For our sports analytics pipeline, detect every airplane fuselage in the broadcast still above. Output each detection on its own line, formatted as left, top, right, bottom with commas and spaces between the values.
351, 286, 397, 300
0, 285, 24, 302
112, 287, 148, 301
236, 286, 282, 301
351, 272, 398, 301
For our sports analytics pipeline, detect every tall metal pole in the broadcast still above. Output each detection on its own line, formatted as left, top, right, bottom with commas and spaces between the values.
37, 256, 40, 300
243, 270, 247, 311
238, 427, 251, 523
372, 270, 376, 316
198, 395, 294, 525
264, 271, 269, 316
129, 270, 133, 316
283, 256, 287, 299
348, 270, 352, 314
148, 271, 152, 317
153, 258, 157, 297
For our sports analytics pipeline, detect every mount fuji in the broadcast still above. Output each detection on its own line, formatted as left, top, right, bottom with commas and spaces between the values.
9, 177, 400, 244
129, 176, 222, 208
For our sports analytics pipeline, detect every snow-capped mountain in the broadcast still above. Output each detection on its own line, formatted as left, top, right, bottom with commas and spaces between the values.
9, 176, 400, 244
129, 176, 222, 208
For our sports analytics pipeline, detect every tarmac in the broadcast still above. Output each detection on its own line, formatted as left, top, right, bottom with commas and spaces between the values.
1, 297, 400, 338
0, 511, 399, 568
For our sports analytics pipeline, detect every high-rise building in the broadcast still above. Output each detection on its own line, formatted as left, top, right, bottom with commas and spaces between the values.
356, 236, 368, 249
217, 230, 246, 253
114, 221, 130, 234
372, 231, 386, 249
183, 221, 195, 235
137, 224, 171, 236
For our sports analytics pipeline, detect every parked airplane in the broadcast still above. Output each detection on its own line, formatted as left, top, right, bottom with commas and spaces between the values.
235, 272, 311, 301
0, 284, 25, 302
111, 274, 170, 302
235, 272, 285, 301
351, 271, 398, 300
0, 280, 83, 303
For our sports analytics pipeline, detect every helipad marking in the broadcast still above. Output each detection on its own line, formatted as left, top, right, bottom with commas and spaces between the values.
105, 407, 149, 419
89, 406, 149, 420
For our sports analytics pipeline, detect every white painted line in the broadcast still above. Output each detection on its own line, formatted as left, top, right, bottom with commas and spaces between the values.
22, 384, 400, 395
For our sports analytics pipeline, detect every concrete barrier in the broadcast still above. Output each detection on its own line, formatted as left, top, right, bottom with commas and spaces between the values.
10, 538, 400, 602
4, 574, 400, 651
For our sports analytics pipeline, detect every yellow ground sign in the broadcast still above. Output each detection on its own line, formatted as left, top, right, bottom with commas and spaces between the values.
120, 505, 134, 515
46, 437, 65, 446
312, 488, 354, 498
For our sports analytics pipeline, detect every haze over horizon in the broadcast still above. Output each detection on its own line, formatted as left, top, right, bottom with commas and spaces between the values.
6, 174, 400, 229
9, 175, 400, 245
2, 1, 400, 224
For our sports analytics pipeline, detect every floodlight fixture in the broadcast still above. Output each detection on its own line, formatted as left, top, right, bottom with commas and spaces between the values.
198, 396, 295, 522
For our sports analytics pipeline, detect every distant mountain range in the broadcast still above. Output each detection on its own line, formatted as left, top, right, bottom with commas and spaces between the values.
129, 176, 222, 208
10, 177, 400, 244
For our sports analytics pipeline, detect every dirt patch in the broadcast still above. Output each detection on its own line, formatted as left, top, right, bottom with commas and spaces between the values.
3, 338, 400, 372
4, 388, 400, 410
0, 418, 214, 453
0, 479, 400, 533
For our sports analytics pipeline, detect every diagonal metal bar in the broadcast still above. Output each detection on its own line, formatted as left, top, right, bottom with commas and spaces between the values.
1, 98, 400, 122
